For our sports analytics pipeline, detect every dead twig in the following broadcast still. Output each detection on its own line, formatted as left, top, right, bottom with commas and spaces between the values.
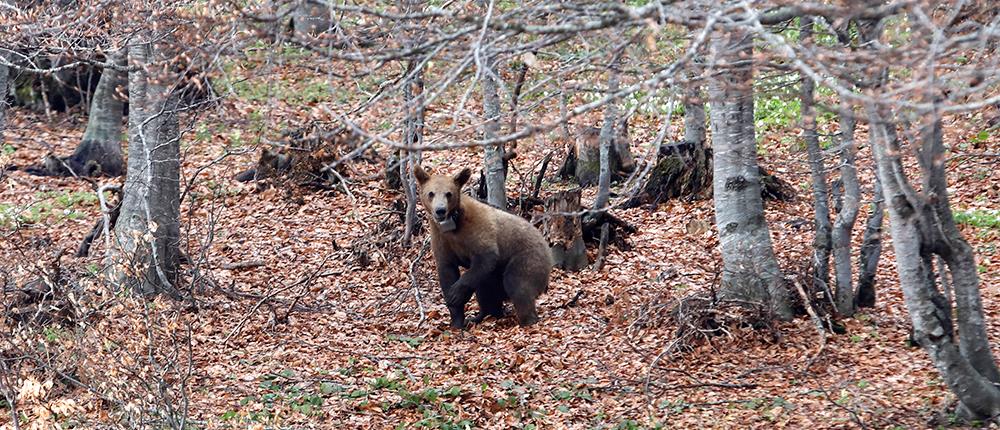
793, 278, 827, 374
409, 236, 431, 328
220, 260, 265, 270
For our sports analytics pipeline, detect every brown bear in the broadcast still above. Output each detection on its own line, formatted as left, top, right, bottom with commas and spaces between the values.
415, 165, 553, 329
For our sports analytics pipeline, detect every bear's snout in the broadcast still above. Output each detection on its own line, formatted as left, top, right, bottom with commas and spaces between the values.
434, 207, 447, 220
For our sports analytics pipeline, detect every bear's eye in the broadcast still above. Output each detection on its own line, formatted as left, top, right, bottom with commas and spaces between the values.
428, 192, 435, 198
445, 192, 452, 199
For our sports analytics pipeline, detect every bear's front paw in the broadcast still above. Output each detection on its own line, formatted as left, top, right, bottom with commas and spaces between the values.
444, 283, 466, 306
445, 293, 464, 307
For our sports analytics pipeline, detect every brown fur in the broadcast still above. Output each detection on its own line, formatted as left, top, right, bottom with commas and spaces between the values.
415, 165, 553, 329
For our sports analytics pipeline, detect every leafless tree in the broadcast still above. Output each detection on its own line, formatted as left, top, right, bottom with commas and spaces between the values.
708, 25, 793, 320
110, 32, 183, 297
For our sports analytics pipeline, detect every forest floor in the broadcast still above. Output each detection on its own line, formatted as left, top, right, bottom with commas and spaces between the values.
2, 53, 1000, 430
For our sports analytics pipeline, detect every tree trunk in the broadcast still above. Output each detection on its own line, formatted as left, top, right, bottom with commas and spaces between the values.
832, 104, 861, 314
0, 55, 8, 147
544, 189, 588, 272
683, 81, 707, 149
385, 151, 402, 189
593, 60, 621, 211
623, 71, 710, 209
110, 36, 182, 298
853, 18, 885, 311
683, 70, 712, 199
71, 50, 127, 177
918, 111, 1000, 384
400, 0, 425, 247
481, 52, 506, 208
708, 28, 793, 320
800, 18, 833, 305
869, 106, 1000, 419
856, 154, 884, 310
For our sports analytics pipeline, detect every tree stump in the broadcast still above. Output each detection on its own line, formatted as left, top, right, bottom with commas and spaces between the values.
559, 124, 635, 186
625, 142, 794, 209
543, 189, 588, 271
625, 141, 712, 208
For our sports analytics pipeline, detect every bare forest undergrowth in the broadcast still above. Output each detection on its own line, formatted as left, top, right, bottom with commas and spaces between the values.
3, 58, 1000, 429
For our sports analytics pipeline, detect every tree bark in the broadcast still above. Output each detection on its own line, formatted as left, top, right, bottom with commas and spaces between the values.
0, 55, 8, 147
918, 111, 1000, 384
400, 0, 425, 247
71, 49, 127, 177
683, 79, 707, 148
869, 106, 1000, 419
111, 36, 182, 298
853, 18, 885, 310
544, 189, 588, 272
593, 59, 621, 211
708, 28, 793, 320
481, 52, 506, 208
800, 18, 833, 303
856, 154, 884, 310
832, 104, 861, 314
386, 151, 402, 189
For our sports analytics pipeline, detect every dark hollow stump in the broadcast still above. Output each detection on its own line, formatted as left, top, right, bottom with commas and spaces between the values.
625, 142, 794, 209
758, 166, 795, 202
625, 141, 712, 209
543, 189, 588, 272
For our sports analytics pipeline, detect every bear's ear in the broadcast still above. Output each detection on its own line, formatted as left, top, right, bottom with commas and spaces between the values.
453, 168, 472, 187
414, 165, 430, 184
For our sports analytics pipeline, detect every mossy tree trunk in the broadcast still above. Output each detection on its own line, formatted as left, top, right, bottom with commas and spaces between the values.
70, 50, 127, 177
624, 74, 710, 208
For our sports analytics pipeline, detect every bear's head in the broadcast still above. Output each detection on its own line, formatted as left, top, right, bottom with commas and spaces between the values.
414, 166, 472, 228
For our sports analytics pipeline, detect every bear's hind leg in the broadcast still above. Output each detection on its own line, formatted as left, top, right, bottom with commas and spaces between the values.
470, 274, 507, 324
502, 266, 546, 326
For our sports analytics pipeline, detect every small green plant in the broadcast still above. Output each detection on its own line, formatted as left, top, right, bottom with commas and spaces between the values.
755, 93, 801, 131
227, 369, 347, 423
194, 123, 213, 143
970, 129, 991, 144
0, 190, 100, 228
954, 209, 1000, 229
388, 334, 424, 348
43, 325, 64, 343
615, 420, 644, 430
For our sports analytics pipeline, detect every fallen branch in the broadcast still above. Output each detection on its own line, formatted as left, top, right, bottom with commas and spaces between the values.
593, 222, 611, 271
793, 278, 827, 374
531, 151, 553, 201
220, 260, 266, 270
